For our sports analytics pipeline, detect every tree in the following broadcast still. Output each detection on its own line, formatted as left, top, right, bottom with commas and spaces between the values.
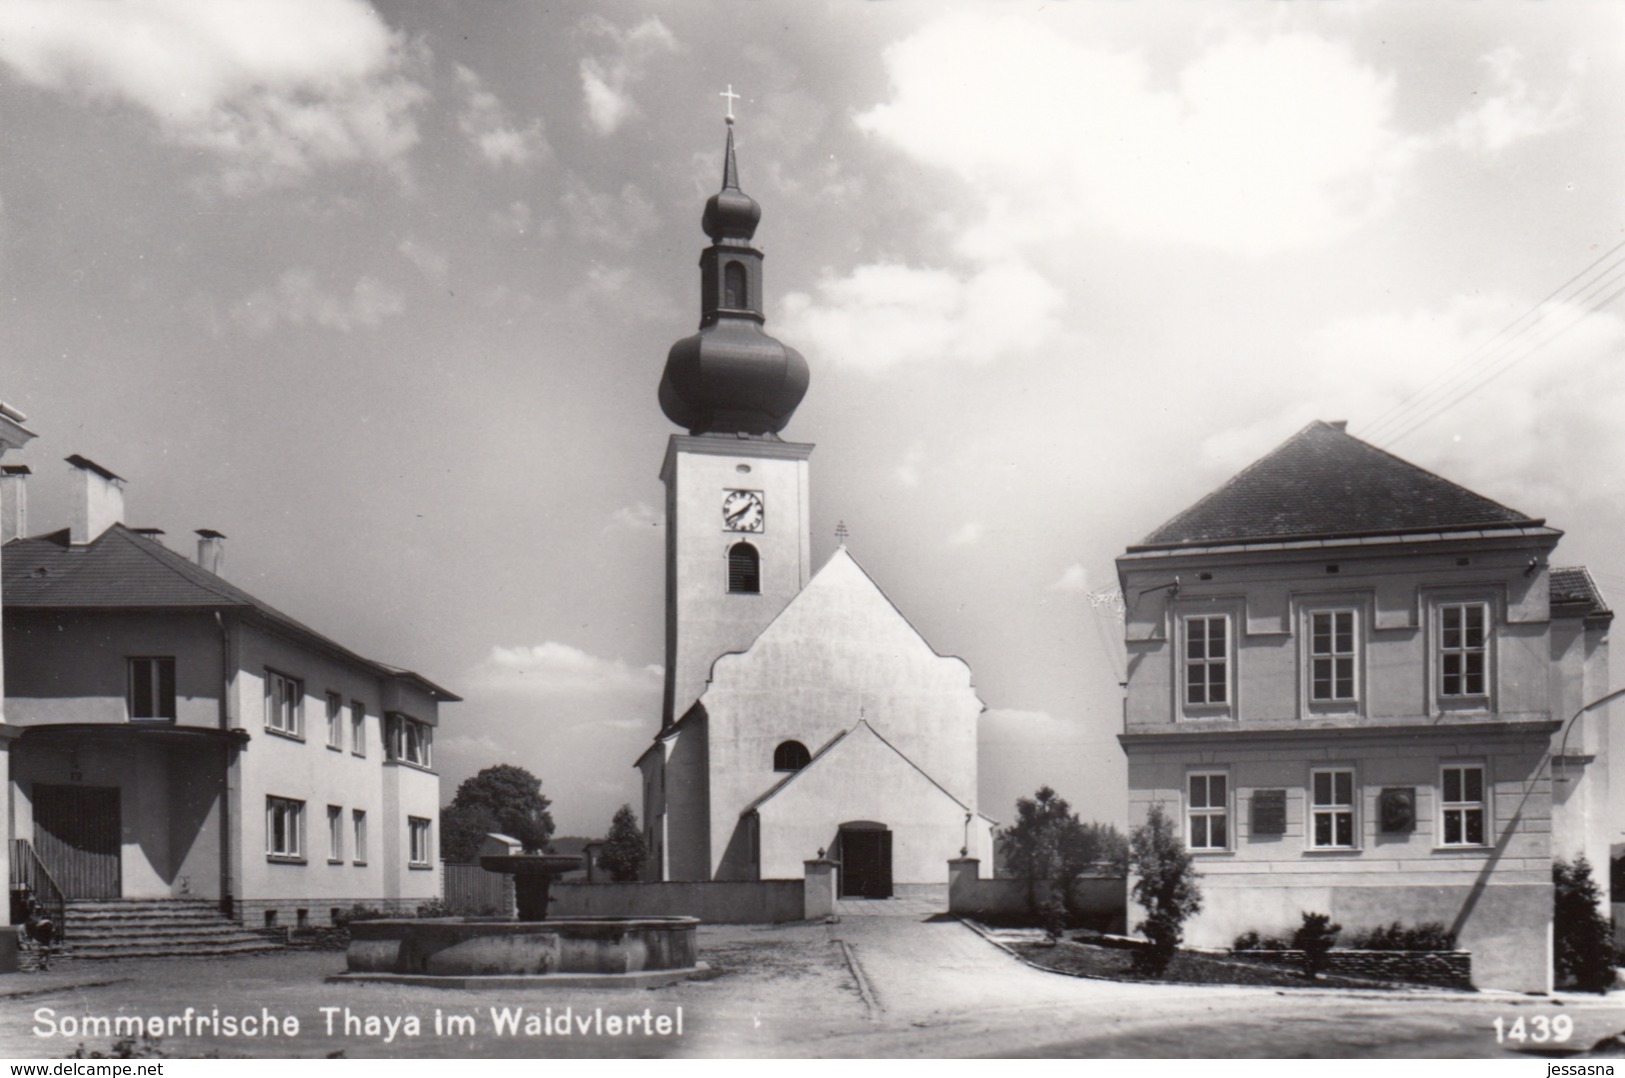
596, 804, 649, 882
439, 764, 555, 863
1001, 786, 1127, 918
1553, 856, 1615, 992
1128, 803, 1202, 976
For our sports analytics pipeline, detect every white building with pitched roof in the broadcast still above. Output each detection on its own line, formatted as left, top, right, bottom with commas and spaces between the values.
1117, 420, 1612, 993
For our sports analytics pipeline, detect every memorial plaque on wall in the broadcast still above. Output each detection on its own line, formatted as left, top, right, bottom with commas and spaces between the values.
1380, 787, 1416, 833
1251, 789, 1287, 836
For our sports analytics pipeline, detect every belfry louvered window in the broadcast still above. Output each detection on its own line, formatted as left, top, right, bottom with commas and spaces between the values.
724, 261, 747, 308
728, 542, 760, 594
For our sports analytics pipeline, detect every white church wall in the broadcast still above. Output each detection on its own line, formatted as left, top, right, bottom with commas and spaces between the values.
700, 550, 982, 880
752, 723, 976, 883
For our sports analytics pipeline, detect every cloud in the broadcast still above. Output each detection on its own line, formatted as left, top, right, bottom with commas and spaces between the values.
454, 64, 548, 167
0, 0, 427, 194
779, 260, 1062, 375
859, 18, 1417, 260
561, 179, 659, 248
489, 199, 553, 239
397, 238, 448, 281
436, 733, 509, 760
606, 502, 663, 532
1050, 564, 1089, 593
1445, 47, 1579, 154
468, 641, 663, 698
1199, 292, 1625, 521
578, 15, 678, 136
231, 269, 404, 334
895, 442, 926, 488
947, 520, 984, 547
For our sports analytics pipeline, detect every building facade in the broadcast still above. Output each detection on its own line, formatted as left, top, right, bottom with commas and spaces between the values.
1117, 420, 1611, 993
2, 456, 457, 930
636, 122, 994, 892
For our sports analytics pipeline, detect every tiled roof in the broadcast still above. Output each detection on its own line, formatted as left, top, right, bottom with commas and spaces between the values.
1550, 566, 1611, 619
1134, 420, 1541, 549
2, 524, 459, 700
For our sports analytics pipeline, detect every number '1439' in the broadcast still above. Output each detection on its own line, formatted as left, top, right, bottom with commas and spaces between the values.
1494, 1015, 1572, 1043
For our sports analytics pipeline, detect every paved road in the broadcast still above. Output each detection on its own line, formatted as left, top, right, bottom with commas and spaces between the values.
3, 916, 1621, 1059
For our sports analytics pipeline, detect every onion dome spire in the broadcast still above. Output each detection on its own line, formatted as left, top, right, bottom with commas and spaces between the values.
658, 103, 809, 436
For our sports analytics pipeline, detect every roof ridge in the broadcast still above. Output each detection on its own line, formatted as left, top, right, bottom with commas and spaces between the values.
1137, 420, 1539, 548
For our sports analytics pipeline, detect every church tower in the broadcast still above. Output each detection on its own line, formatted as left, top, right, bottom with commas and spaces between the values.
657, 116, 813, 726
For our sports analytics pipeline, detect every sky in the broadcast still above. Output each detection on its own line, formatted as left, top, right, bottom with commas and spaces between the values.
1, 1, 1623, 837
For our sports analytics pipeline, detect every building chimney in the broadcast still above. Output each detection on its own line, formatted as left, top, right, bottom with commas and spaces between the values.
131, 527, 166, 548
66, 455, 125, 545
1, 464, 29, 544
196, 529, 226, 576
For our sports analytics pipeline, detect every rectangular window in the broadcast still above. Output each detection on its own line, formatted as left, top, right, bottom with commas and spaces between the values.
266, 796, 304, 860
350, 701, 366, 757
386, 714, 433, 768
1187, 772, 1229, 850
1184, 615, 1229, 707
326, 692, 343, 750
409, 816, 432, 867
264, 670, 304, 737
1309, 610, 1357, 703
327, 805, 343, 863
1439, 603, 1488, 698
1310, 769, 1356, 849
352, 809, 368, 865
1441, 765, 1487, 846
128, 657, 177, 721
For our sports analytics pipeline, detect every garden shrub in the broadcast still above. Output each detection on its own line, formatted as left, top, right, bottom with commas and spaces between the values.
1128, 804, 1201, 976
1346, 921, 1457, 951
1553, 856, 1615, 992
1231, 930, 1288, 952
1292, 912, 1341, 978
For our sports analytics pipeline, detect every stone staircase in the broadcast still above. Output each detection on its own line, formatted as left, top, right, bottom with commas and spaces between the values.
60, 899, 285, 961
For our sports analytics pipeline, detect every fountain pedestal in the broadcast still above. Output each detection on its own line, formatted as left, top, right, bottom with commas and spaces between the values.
332, 850, 701, 988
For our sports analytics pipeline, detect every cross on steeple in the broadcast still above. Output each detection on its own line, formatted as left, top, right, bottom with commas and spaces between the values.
720, 84, 740, 124
835, 521, 849, 545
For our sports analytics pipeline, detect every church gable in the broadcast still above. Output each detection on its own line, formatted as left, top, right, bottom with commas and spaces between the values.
706, 547, 973, 698
698, 546, 982, 848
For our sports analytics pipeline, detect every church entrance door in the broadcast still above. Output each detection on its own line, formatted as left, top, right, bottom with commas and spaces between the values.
837, 824, 892, 899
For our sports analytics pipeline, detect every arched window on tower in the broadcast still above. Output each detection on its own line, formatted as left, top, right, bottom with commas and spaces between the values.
774, 740, 810, 773
727, 542, 760, 594
724, 261, 747, 309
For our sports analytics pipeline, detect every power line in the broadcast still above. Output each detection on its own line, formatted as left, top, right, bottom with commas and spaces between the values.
1377, 276, 1625, 448
1361, 238, 1625, 444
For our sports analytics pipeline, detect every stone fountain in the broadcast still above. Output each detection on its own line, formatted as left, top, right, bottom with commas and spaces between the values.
334, 834, 700, 988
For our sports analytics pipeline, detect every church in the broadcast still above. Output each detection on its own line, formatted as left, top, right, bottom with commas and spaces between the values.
635, 119, 995, 893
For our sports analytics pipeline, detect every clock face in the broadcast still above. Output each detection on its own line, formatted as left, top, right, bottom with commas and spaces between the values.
722, 489, 764, 532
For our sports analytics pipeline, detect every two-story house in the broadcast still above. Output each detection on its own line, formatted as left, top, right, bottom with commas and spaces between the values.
1117, 420, 1611, 993
2, 456, 458, 946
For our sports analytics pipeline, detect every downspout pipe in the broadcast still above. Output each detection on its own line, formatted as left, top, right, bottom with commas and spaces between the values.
215, 611, 235, 917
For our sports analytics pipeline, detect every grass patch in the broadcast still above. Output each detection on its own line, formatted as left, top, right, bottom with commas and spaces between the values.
1004, 934, 1394, 989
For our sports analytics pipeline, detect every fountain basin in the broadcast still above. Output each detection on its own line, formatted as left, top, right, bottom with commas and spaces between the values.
332, 916, 701, 989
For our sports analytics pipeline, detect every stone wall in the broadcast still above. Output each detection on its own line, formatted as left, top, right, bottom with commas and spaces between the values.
948, 860, 1126, 930
1232, 948, 1473, 989
549, 879, 805, 923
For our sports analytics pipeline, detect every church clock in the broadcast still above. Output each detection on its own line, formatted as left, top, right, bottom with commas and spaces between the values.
722, 489, 764, 532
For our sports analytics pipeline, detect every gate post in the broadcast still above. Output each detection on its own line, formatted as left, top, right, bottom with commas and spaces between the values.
803, 857, 837, 921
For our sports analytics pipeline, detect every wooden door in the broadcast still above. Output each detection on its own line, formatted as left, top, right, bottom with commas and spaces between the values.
838, 827, 893, 899
33, 785, 122, 899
